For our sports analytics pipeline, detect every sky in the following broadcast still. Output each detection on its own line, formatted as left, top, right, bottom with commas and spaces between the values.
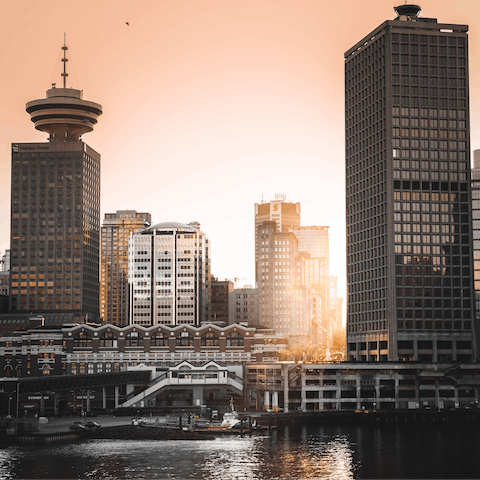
2, 0, 480, 306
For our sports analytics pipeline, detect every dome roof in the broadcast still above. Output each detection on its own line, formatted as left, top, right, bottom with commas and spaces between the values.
144, 222, 198, 233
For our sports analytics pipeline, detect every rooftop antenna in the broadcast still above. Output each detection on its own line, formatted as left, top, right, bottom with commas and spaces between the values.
61, 33, 68, 88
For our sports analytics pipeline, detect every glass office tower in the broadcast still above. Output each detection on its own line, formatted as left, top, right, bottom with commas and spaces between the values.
345, 5, 477, 362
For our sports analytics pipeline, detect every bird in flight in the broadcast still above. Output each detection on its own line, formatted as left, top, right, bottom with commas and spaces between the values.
126, 22, 130, 26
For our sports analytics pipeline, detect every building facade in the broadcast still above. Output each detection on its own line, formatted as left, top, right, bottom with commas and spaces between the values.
129, 222, 210, 326
293, 226, 330, 338
9, 44, 102, 321
345, 4, 476, 362
0, 323, 286, 414
100, 210, 152, 326
246, 361, 480, 412
231, 286, 258, 326
209, 278, 234, 324
472, 150, 480, 322
255, 196, 301, 332
255, 194, 301, 283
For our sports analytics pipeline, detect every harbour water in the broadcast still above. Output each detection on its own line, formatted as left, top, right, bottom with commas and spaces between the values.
0, 422, 479, 479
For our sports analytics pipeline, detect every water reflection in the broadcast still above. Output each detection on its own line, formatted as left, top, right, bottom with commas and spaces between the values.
1, 423, 480, 479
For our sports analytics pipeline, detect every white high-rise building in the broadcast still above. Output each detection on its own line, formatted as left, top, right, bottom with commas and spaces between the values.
128, 222, 210, 326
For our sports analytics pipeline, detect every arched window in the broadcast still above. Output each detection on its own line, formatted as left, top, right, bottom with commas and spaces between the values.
151, 331, 169, 346
74, 332, 92, 348
42, 365, 51, 376
176, 332, 194, 346
226, 332, 244, 346
4, 365, 12, 378
15, 365, 21, 378
201, 332, 219, 346
100, 332, 117, 348
125, 331, 143, 347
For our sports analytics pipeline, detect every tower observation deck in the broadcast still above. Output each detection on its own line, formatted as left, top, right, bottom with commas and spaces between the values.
25, 41, 102, 142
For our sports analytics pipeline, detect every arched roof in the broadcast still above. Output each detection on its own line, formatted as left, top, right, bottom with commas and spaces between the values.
144, 222, 197, 233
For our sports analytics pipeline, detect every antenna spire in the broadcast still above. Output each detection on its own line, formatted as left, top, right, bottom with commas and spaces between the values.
61, 33, 68, 88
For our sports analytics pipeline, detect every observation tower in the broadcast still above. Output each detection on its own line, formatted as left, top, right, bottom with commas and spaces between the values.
10, 39, 103, 321
25, 40, 102, 142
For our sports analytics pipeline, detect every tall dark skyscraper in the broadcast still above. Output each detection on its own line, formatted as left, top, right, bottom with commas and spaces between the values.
9, 43, 102, 320
345, 5, 477, 362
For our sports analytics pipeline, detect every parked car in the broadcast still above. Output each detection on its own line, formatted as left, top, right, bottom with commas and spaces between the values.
85, 421, 101, 429
69, 423, 87, 431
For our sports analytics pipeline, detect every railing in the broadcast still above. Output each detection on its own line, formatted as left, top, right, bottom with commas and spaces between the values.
120, 371, 243, 408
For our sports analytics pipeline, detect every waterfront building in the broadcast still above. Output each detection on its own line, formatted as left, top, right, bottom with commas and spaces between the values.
128, 222, 210, 326
9, 42, 102, 321
345, 4, 476, 362
246, 360, 480, 412
0, 322, 286, 413
472, 149, 480, 320
100, 210, 152, 326
209, 277, 234, 324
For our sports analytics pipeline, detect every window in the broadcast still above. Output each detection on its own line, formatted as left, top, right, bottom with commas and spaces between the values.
176, 333, 194, 347
100, 332, 117, 348
74, 332, 92, 348
226, 332, 244, 347
151, 331, 169, 346
125, 331, 143, 347
201, 332, 219, 347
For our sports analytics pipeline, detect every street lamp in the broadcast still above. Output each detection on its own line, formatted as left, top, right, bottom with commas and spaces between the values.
0, 389, 16, 417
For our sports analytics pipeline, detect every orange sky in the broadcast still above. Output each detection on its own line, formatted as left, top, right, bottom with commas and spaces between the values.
2, 0, 480, 304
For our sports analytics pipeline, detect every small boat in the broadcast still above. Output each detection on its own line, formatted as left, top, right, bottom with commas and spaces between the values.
220, 399, 241, 429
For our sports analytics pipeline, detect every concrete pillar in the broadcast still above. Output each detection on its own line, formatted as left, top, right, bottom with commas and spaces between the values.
272, 391, 278, 412
115, 386, 119, 409
193, 386, 204, 407
415, 377, 420, 408
86, 389, 91, 412
40, 394, 44, 416
103, 387, 107, 410
452, 340, 458, 361
356, 377, 361, 410
413, 341, 418, 361
54, 393, 58, 417
264, 391, 270, 411
283, 364, 289, 413
336, 387, 341, 411
395, 377, 400, 409
433, 340, 438, 362
374, 385, 380, 411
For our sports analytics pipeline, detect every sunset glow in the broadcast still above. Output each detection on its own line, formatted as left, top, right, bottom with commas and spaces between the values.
2, 0, 480, 305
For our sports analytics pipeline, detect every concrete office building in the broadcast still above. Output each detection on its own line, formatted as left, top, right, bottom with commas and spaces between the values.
255, 195, 301, 332
293, 226, 330, 337
209, 278, 234, 324
231, 286, 258, 326
100, 210, 152, 326
129, 222, 210, 326
9, 42, 102, 321
345, 5, 477, 362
